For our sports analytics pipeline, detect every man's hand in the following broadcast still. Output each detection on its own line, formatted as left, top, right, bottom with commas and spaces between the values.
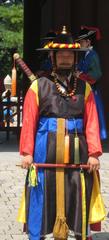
21, 154, 33, 169
87, 156, 100, 172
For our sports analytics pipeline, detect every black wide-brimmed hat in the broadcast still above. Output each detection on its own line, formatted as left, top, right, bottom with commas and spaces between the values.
37, 26, 88, 52
76, 26, 101, 41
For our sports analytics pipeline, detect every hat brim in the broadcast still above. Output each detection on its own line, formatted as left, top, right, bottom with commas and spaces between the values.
40, 37, 56, 41
76, 30, 96, 41
36, 47, 88, 52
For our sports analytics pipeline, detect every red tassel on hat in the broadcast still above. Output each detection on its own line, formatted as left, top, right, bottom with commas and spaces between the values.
81, 25, 101, 40
11, 60, 17, 96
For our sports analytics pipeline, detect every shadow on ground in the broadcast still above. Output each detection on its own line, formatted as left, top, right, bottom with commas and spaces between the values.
0, 132, 19, 152
102, 138, 109, 153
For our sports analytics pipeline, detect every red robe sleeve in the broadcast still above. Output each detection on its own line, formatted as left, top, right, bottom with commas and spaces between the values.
19, 80, 39, 156
84, 83, 102, 157
79, 72, 96, 85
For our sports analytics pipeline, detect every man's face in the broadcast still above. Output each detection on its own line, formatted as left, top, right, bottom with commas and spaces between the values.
56, 50, 74, 69
80, 39, 90, 48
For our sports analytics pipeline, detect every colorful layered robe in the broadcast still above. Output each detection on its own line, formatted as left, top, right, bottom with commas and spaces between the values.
19, 75, 104, 240
78, 48, 107, 140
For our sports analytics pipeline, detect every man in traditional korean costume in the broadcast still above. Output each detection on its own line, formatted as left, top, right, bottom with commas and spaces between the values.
18, 26, 105, 240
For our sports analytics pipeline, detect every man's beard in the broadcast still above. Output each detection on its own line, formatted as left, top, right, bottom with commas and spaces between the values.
56, 67, 72, 77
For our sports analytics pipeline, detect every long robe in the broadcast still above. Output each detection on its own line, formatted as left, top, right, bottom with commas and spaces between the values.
19, 76, 102, 240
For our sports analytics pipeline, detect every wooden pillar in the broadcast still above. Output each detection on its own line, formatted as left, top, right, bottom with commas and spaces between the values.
41, 0, 71, 35
23, 0, 41, 93
52, 0, 71, 31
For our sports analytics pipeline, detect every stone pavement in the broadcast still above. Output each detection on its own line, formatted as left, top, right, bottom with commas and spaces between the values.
0, 132, 109, 240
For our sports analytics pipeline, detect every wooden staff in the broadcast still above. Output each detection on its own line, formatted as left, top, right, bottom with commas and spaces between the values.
13, 53, 38, 82
16, 163, 90, 169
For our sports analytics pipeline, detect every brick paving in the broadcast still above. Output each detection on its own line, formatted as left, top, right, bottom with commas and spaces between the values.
0, 132, 109, 240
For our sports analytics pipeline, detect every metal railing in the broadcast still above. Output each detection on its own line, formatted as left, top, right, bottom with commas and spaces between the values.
0, 90, 23, 140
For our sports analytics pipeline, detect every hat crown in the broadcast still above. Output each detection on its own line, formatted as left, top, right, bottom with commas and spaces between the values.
53, 26, 74, 44
79, 28, 95, 36
77, 26, 98, 41
77, 26, 101, 41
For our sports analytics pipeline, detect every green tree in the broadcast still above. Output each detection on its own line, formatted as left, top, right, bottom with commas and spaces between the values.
0, 4, 23, 78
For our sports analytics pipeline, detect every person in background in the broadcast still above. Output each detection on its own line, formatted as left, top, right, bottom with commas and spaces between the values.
75, 26, 107, 140
2, 75, 14, 126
